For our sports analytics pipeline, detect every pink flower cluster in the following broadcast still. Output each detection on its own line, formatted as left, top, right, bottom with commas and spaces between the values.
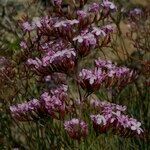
78, 59, 137, 92
73, 31, 97, 47
90, 100, 143, 137
12, 0, 144, 142
20, 2, 116, 60
27, 48, 76, 75
22, 21, 33, 32
101, 0, 116, 11
64, 118, 88, 140
95, 59, 138, 89
40, 85, 68, 119
89, 3, 100, 13
78, 68, 106, 92
76, 0, 116, 22
88, 0, 116, 14
10, 85, 68, 121
73, 25, 113, 57
10, 99, 41, 121
22, 18, 79, 39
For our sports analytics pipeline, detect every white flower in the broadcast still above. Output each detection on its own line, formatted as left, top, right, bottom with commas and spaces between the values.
89, 76, 96, 85
92, 27, 106, 36
73, 35, 84, 43
54, 21, 67, 28
91, 114, 106, 125
96, 114, 106, 125
130, 121, 143, 134
67, 19, 79, 25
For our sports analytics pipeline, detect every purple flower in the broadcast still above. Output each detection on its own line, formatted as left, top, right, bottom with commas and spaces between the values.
101, 0, 116, 11
27, 48, 76, 74
20, 41, 27, 49
73, 31, 97, 56
54, 21, 68, 28
10, 99, 41, 121
54, 19, 79, 28
27, 58, 43, 69
90, 99, 127, 113
78, 68, 106, 92
95, 59, 116, 70
10, 85, 68, 121
89, 3, 100, 13
73, 32, 97, 47
40, 85, 68, 119
91, 114, 106, 125
84, 33, 97, 46
48, 48, 76, 73
130, 8, 142, 16
95, 58, 137, 88
67, 19, 79, 25
41, 94, 66, 118
52, 0, 62, 6
102, 25, 114, 34
22, 21, 33, 32
77, 10, 87, 19
50, 84, 68, 99
115, 67, 130, 77
92, 27, 106, 36
64, 118, 88, 140
50, 49, 76, 62
130, 119, 143, 134
44, 75, 51, 82
90, 99, 144, 137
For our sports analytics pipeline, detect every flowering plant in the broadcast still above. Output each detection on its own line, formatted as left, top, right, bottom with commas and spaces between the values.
5, 0, 149, 149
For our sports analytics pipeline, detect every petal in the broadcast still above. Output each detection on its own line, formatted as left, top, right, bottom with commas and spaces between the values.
131, 126, 136, 131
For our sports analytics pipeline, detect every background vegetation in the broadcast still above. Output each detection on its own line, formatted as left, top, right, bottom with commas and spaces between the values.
0, 0, 150, 149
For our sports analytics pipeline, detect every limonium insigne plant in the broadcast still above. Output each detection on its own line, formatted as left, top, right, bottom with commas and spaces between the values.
9, 0, 145, 149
